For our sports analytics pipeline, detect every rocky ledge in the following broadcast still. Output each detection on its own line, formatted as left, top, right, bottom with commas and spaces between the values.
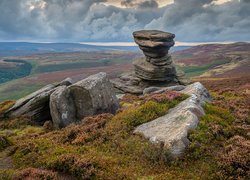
134, 82, 211, 157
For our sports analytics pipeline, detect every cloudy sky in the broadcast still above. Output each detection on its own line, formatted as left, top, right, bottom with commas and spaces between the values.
0, 0, 249, 43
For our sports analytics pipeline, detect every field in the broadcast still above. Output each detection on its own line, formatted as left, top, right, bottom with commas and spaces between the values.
0, 51, 140, 101
0, 43, 249, 102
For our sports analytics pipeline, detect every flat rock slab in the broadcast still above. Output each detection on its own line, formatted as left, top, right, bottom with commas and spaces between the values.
134, 82, 211, 157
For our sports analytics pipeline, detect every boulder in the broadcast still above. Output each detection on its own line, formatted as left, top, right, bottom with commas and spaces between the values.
180, 82, 212, 103
134, 82, 211, 157
5, 78, 72, 125
50, 72, 119, 128
7, 87, 55, 125
49, 86, 76, 129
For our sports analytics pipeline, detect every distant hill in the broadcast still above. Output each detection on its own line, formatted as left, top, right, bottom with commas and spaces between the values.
173, 42, 250, 77
0, 42, 190, 57
0, 42, 140, 57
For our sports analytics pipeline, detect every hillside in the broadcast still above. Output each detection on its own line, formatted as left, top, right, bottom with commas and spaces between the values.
173, 42, 250, 77
0, 43, 249, 102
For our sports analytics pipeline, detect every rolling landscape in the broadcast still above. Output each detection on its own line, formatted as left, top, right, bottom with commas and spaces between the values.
0, 0, 249, 179
0, 42, 249, 102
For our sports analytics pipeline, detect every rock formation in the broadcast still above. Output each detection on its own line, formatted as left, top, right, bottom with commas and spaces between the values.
112, 30, 189, 94
134, 82, 211, 157
5, 73, 119, 128
5, 78, 73, 125
50, 72, 119, 129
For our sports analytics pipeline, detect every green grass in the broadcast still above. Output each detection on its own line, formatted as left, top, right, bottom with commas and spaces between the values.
33, 57, 133, 74
0, 60, 32, 84
0, 80, 44, 102
180, 59, 230, 77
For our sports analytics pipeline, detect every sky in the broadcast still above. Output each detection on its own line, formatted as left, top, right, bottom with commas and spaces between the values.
0, 0, 249, 43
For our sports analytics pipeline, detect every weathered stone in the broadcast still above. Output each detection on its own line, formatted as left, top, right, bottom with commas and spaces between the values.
112, 30, 189, 95
143, 87, 161, 95
133, 30, 175, 58
146, 55, 173, 66
6, 84, 56, 114
133, 30, 175, 44
50, 72, 119, 128
58, 77, 73, 86
134, 82, 211, 157
7, 87, 56, 125
176, 68, 191, 85
133, 58, 177, 81
50, 86, 76, 129
143, 85, 186, 95
180, 82, 212, 103
112, 73, 145, 94
5, 78, 73, 125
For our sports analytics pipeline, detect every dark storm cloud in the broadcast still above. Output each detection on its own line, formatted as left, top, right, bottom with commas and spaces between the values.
0, 0, 249, 42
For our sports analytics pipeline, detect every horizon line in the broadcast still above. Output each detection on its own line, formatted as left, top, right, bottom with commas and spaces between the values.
0, 41, 248, 47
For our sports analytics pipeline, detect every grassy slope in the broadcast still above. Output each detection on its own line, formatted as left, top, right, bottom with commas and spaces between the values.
0, 81, 249, 179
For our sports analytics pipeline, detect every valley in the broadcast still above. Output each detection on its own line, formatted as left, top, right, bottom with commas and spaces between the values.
0, 42, 249, 102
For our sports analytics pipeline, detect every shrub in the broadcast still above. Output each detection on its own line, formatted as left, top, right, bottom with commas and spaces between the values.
0, 117, 33, 129
142, 91, 188, 103
0, 135, 12, 151
12, 168, 58, 180
47, 154, 96, 179
0, 100, 15, 117
60, 113, 113, 145
218, 135, 250, 178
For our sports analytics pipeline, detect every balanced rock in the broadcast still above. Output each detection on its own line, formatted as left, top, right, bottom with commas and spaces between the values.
50, 72, 119, 129
112, 30, 189, 94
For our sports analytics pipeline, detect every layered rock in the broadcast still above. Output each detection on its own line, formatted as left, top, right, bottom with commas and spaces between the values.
5, 73, 119, 129
50, 72, 119, 129
134, 82, 211, 157
5, 78, 72, 125
112, 30, 189, 94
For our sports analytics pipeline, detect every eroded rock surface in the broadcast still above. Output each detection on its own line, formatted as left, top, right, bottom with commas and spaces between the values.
112, 30, 190, 94
5, 78, 73, 125
134, 82, 211, 157
50, 72, 119, 128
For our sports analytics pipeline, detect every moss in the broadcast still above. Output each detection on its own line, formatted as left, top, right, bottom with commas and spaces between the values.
0, 100, 15, 117
2, 93, 246, 179
0, 135, 12, 151
0, 170, 15, 180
